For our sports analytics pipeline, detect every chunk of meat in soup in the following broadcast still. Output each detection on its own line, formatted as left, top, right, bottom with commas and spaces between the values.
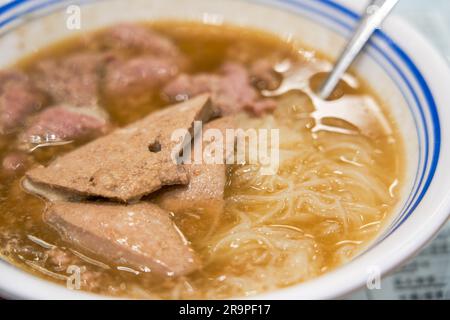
32, 52, 114, 108
44, 202, 200, 277
21, 105, 110, 144
25, 95, 216, 202
103, 23, 182, 59
104, 56, 181, 100
163, 62, 276, 116
0, 71, 47, 134
2, 152, 29, 175
153, 117, 236, 216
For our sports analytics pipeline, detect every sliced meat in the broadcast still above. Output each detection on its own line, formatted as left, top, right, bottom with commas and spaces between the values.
0, 70, 47, 134
163, 62, 276, 116
44, 202, 199, 277
22, 105, 109, 144
153, 117, 235, 215
33, 52, 113, 108
103, 23, 181, 58
104, 55, 180, 100
26, 94, 216, 202
2, 152, 29, 175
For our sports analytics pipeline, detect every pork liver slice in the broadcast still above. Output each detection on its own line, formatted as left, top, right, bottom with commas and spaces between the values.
153, 117, 235, 215
44, 201, 200, 277
26, 95, 215, 202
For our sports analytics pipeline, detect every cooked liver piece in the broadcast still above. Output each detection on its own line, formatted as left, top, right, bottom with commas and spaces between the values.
104, 56, 180, 99
103, 23, 181, 58
44, 201, 200, 277
0, 70, 47, 134
26, 95, 215, 202
33, 52, 112, 107
163, 62, 277, 116
23, 105, 109, 143
153, 117, 235, 215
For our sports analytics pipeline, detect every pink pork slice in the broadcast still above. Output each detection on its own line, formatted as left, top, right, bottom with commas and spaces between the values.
23, 105, 109, 144
33, 52, 112, 108
44, 201, 200, 277
153, 117, 235, 216
163, 62, 277, 116
1, 152, 29, 175
104, 55, 180, 99
26, 95, 215, 202
103, 23, 181, 58
0, 70, 47, 134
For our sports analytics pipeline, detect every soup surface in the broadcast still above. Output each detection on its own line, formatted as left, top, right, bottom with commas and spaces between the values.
0, 22, 403, 299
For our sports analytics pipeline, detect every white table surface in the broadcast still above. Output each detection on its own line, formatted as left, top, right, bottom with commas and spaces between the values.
396, 0, 450, 62
347, 0, 450, 300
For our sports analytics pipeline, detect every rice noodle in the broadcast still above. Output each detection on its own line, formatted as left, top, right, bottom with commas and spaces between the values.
157, 102, 399, 299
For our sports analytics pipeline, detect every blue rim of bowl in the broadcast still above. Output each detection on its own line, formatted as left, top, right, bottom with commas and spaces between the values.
0, 0, 441, 239
265, 0, 441, 239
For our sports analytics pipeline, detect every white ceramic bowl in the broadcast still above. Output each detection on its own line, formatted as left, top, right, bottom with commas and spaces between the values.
0, 0, 449, 300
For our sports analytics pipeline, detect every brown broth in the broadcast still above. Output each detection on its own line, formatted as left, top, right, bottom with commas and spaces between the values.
0, 21, 404, 299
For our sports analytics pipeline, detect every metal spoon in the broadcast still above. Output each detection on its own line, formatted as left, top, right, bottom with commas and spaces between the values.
318, 0, 400, 100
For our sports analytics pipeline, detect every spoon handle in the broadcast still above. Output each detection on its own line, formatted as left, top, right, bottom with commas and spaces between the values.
318, 0, 400, 99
